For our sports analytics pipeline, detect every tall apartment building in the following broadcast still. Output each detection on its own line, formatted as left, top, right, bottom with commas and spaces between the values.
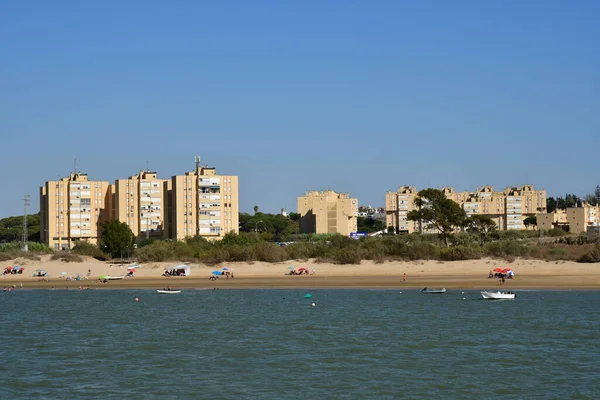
384, 186, 420, 233
111, 171, 167, 238
385, 185, 547, 233
169, 160, 239, 240
298, 190, 358, 235
40, 173, 110, 250
538, 204, 599, 233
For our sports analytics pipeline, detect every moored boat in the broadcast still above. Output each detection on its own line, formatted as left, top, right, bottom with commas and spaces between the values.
157, 289, 181, 294
421, 287, 446, 294
106, 275, 125, 280
481, 291, 516, 300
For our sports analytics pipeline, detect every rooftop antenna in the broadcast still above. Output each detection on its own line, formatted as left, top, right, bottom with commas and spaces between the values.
22, 195, 30, 252
146, 160, 149, 172
73, 158, 77, 176
195, 156, 201, 170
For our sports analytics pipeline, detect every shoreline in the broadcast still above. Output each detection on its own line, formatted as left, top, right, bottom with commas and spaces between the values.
3, 255, 600, 290
4, 274, 600, 290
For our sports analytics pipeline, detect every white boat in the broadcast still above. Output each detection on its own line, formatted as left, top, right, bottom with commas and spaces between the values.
481, 291, 516, 300
156, 289, 181, 294
421, 287, 446, 294
106, 275, 124, 280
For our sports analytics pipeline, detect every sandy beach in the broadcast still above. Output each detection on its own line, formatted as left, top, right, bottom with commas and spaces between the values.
1, 255, 599, 290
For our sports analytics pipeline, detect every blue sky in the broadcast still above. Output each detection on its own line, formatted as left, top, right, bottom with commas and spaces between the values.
1, 0, 599, 218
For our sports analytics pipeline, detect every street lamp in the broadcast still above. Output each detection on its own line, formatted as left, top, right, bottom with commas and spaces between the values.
254, 220, 265, 233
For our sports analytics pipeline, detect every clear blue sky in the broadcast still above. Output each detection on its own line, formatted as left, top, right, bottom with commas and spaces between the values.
1, 0, 599, 218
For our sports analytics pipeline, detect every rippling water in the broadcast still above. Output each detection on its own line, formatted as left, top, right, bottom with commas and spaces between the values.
1, 289, 599, 399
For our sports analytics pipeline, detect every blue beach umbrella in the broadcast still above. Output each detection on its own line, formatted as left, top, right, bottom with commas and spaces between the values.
288, 266, 294, 270
212, 271, 221, 275
221, 267, 228, 271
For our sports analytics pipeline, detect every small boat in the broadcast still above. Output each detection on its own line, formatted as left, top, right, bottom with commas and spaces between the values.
106, 275, 125, 280
481, 291, 516, 300
156, 289, 181, 294
421, 287, 446, 294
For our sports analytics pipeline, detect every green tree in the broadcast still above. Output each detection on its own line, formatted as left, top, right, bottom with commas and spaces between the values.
466, 215, 497, 245
100, 220, 135, 258
288, 212, 301, 221
407, 188, 467, 247
523, 215, 537, 229
547, 197, 557, 213
584, 193, 598, 206
357, 217, 386, 233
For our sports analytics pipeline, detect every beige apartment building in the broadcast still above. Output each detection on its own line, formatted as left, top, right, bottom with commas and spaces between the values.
298, 190, 358, 235
385, 185, 547, 233
111, 171, 167, 238
40, 173, 110, 250
538, 204, 599, 233
169, 161, 239, 240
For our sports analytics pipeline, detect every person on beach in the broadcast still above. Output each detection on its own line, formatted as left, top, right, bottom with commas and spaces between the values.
403, 273, 407, 283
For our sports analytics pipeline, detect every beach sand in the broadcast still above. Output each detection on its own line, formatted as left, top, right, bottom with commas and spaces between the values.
1, 255, 599, 290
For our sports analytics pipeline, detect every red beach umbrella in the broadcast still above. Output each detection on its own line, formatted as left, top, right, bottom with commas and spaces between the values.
502, 268, 512, 273
298, 267, 307, 271
493, 268, 503, 273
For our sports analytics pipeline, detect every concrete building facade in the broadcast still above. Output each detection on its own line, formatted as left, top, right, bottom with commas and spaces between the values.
40, 173, 110, 250
385, 185, 547, 233
538, 204, 600, 234
298, 190, 358, 235
111, 171, 167, 239
40, 158, 239, 248
169, 163, 239, 241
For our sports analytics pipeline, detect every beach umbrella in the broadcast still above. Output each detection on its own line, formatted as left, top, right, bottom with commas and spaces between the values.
502, 268, 512, 273
288, 266, 294, 270
212, 271, 221, 275
221, 267, 228, 271
61, 271, 67, 275
298, 268, 307, 271
493, 268, 503, 273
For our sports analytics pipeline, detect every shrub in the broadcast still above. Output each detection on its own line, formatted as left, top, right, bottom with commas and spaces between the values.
484, 241, 534, 259
332, 247, 362, 264
544, 247, 570, 261
284, 242, 313, 260
255, 242, 287, 263
72, 241, 108, 260
439, 246, 482, 261
197, 247, 230, 265
577, 245, 600, 263
546, 228, 567, 237
50, 252, 83, 263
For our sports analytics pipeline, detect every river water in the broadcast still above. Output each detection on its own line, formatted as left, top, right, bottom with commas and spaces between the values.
1, 289, 599, 399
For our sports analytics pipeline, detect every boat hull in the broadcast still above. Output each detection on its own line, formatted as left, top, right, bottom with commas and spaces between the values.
421, 288, 446, 294
156, 290, 181, 294
481, 291, 516, 300
106, 276, 124, 280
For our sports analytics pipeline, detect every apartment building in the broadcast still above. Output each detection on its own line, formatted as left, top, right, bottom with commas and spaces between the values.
40, 173, 110, 250
538, 204, 600, 233
112, 171, 167, 238
385, 186, 420, 233
385, 185, 547, 233
169, 161, 239, 240
298, 190, 358, 235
